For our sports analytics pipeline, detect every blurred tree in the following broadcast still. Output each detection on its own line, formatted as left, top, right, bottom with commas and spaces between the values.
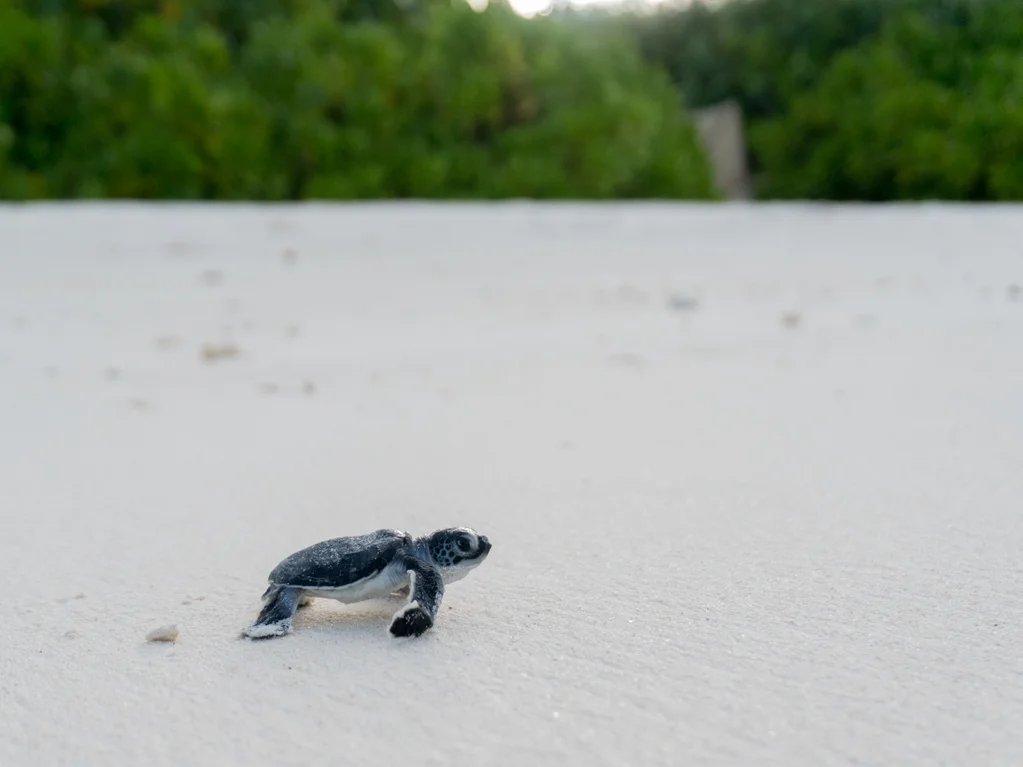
615, 0, 1023, 200
0, 0, 715, 199
749, 4, 1023, 200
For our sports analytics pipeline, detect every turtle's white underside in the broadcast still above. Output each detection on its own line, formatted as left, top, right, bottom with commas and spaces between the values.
292, 563, 408, 604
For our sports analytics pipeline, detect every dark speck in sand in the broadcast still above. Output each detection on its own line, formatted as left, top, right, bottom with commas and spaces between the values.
667, 293, 700, 312
202, 343, 241, 362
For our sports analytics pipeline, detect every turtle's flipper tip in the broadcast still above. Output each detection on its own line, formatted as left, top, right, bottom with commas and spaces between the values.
241, 621, 292, 640
389, 602, 433, 638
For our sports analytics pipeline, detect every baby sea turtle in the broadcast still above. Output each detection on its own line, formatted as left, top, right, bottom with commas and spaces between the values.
242, 527, 492, 639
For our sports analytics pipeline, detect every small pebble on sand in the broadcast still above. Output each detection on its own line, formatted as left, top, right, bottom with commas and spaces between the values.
146, 625, 179, 643
201, 342, 240, 362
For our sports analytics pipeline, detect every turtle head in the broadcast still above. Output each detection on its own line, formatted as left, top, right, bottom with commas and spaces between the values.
423, 527, 491, 582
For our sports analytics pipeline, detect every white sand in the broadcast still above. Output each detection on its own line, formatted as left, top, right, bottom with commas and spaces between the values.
1, 202, 1021, 766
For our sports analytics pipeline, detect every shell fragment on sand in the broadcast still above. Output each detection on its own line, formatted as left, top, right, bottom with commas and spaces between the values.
145, 624, 180, 643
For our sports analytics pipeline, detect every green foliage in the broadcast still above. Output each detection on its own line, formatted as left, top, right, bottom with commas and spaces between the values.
404, 6, 713, 198
628, 0, 892, 117
749, 5, 1023, 200
629, 0, 992, 116
0, 1, 64, 197
0, 0, 715, 200
618, 0, 1023, 200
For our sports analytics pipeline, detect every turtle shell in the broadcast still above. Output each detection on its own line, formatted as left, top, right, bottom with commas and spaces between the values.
267, 529, 411, 588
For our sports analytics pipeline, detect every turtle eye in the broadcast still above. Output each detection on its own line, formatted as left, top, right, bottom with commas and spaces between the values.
456, 536, 472, 552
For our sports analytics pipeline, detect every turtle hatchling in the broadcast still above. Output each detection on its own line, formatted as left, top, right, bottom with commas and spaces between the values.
242, 527, 492, 639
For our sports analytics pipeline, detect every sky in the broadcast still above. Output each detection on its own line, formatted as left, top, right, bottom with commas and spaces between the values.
483, 0, 674, 19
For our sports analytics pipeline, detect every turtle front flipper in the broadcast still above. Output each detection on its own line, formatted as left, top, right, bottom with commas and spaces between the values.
389, 558, 444, 638
243, 586, 301, 639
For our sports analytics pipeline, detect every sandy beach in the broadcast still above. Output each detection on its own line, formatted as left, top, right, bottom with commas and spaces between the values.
1, 202, 1021, 766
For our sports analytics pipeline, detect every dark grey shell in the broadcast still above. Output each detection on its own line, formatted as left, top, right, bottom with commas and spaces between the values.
267, 528, 411, 588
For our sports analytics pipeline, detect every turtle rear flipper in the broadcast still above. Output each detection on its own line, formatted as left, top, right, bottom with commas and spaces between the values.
243, 586, 301, 639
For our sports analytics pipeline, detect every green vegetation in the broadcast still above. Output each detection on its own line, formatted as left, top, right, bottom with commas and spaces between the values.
0, 0, 716, 200
5, 0, 1023, 201
751, 10, 1023, 200
627, 0, 1023, 200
